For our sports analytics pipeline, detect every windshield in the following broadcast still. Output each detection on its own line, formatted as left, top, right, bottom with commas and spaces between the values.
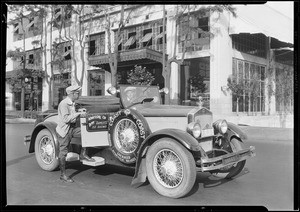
119, 85, 161, 108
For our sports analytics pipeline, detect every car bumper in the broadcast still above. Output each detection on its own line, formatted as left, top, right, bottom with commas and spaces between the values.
196, 146, 256, 172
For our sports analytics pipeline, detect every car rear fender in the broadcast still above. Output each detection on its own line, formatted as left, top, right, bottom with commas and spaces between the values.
131, 129, 205, 188
29, 121, 59, 158
227, 122, 247, 140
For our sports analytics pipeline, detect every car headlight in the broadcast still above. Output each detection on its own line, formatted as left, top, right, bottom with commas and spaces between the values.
214, 119, 228, 134
188, 122, 201, 139
107, 86, 118, 95
192, 123, 201, 138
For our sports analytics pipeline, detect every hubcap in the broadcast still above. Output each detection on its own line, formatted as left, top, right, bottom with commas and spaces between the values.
39, 135, 54, 165
114, 119, 139, 154
153, 149, 183, 188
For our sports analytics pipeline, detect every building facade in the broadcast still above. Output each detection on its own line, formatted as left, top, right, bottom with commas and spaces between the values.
6, 4, 294, 122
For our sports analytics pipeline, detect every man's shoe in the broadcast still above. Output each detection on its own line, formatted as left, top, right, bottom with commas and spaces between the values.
80, 154, 96, 162
60, 174, 74, 183
80, 148, 96, 162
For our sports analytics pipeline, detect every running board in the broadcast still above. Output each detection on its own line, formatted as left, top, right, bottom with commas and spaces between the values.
81, 156, 105, 166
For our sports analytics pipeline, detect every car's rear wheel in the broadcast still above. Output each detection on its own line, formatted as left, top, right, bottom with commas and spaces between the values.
146, 138, 196, 198
210, 138, 246, 179
35, 129, 59, 171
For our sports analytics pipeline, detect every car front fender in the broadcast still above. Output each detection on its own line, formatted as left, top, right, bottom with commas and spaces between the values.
29, 121, 59, 158
227, 122, 248, 140
131, 128, 205, 188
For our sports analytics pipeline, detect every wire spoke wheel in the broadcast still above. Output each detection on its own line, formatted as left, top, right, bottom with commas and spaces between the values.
153, 149, 183, 188
146, 138, 196, 198
114, 118, 139, 154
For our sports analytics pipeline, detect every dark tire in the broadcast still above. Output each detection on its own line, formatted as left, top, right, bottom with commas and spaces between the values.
146, 138, 196, 198
110, 110, 149, 164
210, 138, 246, 179
35, 129, 59, 171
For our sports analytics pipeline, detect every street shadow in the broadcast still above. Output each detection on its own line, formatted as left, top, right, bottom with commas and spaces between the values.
185, 168, 250, 197
93, 164, 135, 177
6, 154, 34, 167
66, 162, 135, 179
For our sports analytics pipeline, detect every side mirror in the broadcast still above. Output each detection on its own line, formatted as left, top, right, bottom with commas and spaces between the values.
159, 87, 169, 95
107, 86, 120, 95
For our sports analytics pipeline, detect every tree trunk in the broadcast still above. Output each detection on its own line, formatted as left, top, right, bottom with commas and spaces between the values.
236, 97, 239, 116
21, 86, 25, 117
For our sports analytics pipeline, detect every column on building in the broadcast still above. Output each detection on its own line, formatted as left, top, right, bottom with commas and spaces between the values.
209, 10, 232, 115
166, 9, 179, 105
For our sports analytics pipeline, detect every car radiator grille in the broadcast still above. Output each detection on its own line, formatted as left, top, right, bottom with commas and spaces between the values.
188, 107, 214, 137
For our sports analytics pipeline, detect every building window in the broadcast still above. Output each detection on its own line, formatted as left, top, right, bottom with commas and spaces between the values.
232, 58, 266, 113
52, 42, 72, 71
126, 31, 137, 50
198, 17, 209, 36
13, 23, 19, 34
28, 17, 35, 32
178, 15, 210, 53
28, 54, 34, 64
231, 33, 267, 58
114, 19, 166, 52
89, 33, 105, 56
64, 45, 71, 60
141, 29, 152, 48
275, 68, 293, 113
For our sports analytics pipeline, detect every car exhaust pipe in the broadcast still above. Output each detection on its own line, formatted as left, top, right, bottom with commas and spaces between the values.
24, 135, 31, 146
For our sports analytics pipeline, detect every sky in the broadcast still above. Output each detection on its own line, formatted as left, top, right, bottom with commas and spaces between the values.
265, 1, 294, 20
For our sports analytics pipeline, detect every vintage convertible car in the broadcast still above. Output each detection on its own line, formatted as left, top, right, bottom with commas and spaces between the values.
24, 85, 255, 198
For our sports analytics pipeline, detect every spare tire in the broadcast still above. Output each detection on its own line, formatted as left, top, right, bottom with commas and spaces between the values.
109, 109, 151, 164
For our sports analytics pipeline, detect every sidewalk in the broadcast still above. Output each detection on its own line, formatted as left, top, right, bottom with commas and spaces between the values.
6, 116, 36, 124
239, 126, 293, 142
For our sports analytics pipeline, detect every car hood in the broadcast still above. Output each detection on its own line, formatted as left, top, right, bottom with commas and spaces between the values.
132, 104, 197, 117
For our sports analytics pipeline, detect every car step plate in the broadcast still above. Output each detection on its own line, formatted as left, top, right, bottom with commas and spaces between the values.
82, 156, 105, 166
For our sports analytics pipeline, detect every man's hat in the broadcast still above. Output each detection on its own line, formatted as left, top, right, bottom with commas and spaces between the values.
66, 85, 82, 94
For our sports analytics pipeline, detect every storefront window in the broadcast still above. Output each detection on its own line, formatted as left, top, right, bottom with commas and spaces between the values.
232, 58, 266, 113
88, 71, 105, 96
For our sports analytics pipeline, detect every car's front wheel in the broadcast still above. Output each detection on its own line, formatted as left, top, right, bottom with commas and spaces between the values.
146, 138, 196, 198
35, 129, 59, 171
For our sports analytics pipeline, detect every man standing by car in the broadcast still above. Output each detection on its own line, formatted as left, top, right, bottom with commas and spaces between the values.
56, 85, 95, 183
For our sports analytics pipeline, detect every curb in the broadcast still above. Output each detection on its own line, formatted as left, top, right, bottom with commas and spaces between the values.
6, 118, 36, 124
239, 126, 293, 142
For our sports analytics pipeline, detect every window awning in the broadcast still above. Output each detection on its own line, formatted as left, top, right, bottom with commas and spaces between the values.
118, 37, 123, 45
229, 4, 293, 45
123, 36, 136, 47
26, 21, 34, 29
140, 33, 152, 43
154, 32, 163, 39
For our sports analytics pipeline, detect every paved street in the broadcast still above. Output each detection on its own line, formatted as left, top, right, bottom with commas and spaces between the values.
5, 123, 294, 210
